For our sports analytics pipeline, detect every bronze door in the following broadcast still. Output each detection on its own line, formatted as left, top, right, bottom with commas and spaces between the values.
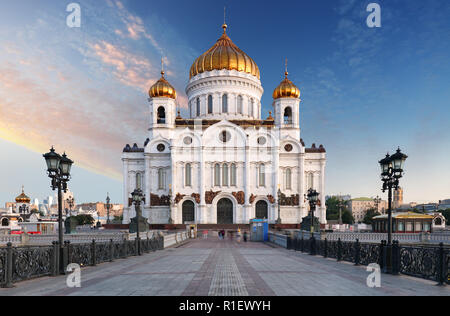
255, 200, 268, 219
217, 198, 233, 224
182, 200, 195, 223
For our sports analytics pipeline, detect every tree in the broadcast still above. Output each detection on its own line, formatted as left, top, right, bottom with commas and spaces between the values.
441, 209, 450, 225
326, 197, 354, 224
73, 214, 95, 226
363, 208, 381, 225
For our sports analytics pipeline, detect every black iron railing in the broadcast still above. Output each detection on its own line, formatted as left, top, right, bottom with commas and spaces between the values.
0, 236, 164, 288
286, 236, 449, 285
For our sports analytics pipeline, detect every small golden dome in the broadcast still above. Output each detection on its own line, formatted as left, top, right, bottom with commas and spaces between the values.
15, 187, 30, 203
190, 24, 260, 79
149, 71, 177, 99
273, 72, 300, 99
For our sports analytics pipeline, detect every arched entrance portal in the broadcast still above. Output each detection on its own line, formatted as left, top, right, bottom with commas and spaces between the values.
255, 200, 268, 219
182, 200, 195, 224
217, 198, 233, 224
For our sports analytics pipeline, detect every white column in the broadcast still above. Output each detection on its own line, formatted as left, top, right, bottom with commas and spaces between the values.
299, 153, 305, 221
320, 161, 326, 224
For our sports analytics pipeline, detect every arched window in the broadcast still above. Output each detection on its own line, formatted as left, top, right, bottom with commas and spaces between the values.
284, 107, 293, 124
249, 98, 254, 117
222, 94, 228, 113
237, 95, 243, 114
259, 164, 265, 187
185, 163, 192, 187
196, 98, 200, 116
208, 95, 213, 114
1, 218, 9, 227
158, 168, 165, 190
157, 107, 166, 124
230, 164, 237, 186
214, 164, 221, 186
136, 172, 142, 190
222, 164, 229, 186
285, 169, 292, 190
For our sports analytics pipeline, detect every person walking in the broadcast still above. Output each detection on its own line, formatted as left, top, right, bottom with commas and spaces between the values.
243, 231, 248, 242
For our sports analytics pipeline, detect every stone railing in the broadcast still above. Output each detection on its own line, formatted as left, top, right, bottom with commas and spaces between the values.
268, 232, 288, 248
163, 231, 189, 248
321, 232, 450, 244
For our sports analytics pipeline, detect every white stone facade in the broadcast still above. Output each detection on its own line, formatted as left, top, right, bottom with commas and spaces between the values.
122, 58, 326, 225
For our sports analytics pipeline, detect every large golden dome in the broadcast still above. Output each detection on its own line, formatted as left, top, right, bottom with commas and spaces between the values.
149, 71, 177, 99
190, 24, 260, 79
273, 72, 300, 99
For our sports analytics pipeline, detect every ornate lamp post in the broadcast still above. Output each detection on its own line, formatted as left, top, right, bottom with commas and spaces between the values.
43, 147, 73, 274
168, 184, 174, 224
337, 195, 345, 226
131, 188, 144, 255
379, 147, 407, 273
305, 188, 320, 234
276, 185, 282, 224
106, 193, 111, 225
66, 196, 75, 216
374, 196, 382, 213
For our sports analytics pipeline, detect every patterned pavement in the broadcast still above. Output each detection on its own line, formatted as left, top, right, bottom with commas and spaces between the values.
0, 237, 449, 296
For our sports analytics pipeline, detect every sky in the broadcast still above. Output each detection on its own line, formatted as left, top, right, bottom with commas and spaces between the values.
0, 0, 449, 206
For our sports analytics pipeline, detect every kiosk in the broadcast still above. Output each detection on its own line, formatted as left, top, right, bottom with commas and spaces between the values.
250, 219, 269, 242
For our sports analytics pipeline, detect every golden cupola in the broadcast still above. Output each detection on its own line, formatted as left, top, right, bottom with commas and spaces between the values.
273, 71, 300, 99
189, 24, 260, 79
149, 70, 177, 99
15, 186, 30, 204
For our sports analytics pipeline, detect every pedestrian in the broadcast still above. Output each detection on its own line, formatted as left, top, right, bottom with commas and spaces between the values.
243, 231, 248, 242
218, 231, 222, 240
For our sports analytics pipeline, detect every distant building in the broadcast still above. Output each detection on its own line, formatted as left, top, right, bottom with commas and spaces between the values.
393, 187, 403, 209
348, 197, 387, 223
325, 195, 351, 202
76, 202, 123, 218
373, 212, 433, 233
438, 199, 450, 210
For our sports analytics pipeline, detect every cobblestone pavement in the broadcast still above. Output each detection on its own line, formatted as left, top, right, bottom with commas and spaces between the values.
1, 238, 449, 296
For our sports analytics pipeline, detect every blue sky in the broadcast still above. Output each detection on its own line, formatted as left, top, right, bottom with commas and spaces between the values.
0, 0, 449, 206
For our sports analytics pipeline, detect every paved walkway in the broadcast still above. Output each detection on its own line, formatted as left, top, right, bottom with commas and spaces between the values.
1, 238, 449, 296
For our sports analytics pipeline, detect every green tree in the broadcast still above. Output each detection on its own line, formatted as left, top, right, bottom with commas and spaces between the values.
363, 208, 381, 225
441, 209, 450, 224
73, 214, 95, 226
326, 197, 354, 224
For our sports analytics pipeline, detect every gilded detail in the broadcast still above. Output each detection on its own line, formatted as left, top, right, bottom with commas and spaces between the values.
149, 71, 177, 99
190, 24, 260, 79
273, 72, 300, 99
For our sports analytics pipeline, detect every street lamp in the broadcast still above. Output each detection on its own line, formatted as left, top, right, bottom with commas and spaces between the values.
168, 184, 174, 224
106, 193, 111, 225
379, 147, 407, 273
374, 196, 382, 213
43, 147, 73, 274
131, 188, 144, 255
337, 195, 345, 226
66, 196, 75, 216
276, 185, 282, 224
305, 188, 319, 234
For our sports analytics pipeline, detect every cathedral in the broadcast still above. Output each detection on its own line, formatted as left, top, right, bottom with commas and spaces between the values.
122, 23, 327, 225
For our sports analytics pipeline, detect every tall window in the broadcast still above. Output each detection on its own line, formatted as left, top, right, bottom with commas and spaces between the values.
258, 164, 265, 187
158, 168, 165, 190
136, 172, 142, 189
185, 163, 192, 187
214, 164, 221, 186
222, 164, 229, 186
196, 98, 200, 116
222, 94, 228, 113
237, 95, 243, 114
208, 95, 213, 114
308, 173, 314, 190
230, 164, 237, 186
249, 98, 254, 117
284, 107, 293, 124
157, 107, 166, 124
285, 169, 292, 190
